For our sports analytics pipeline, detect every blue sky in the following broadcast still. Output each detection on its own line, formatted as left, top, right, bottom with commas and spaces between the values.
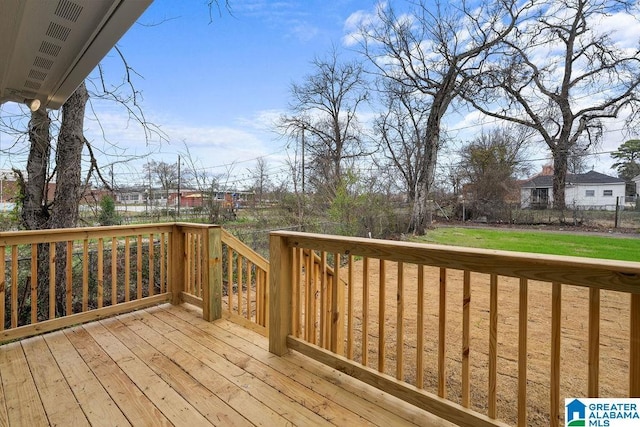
84, 0, 379, 187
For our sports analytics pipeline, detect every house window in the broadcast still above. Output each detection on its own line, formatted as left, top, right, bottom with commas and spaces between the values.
603, 189, 613, 197
585, 190, 595, 197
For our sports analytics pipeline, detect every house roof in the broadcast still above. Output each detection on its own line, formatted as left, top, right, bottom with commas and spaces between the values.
521, 170, 625, 188
0, 0, 152, 110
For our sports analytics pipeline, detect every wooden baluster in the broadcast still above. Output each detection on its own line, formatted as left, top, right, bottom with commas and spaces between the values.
237, 254, 243, 316
378, 259, 386, 373
31, 244, 37, 324
462, 270, 471, 407
111, 237, 117, 305
246, 261, 252, 321
488, 274, 498, 419
518, 278, 529, 426
362, 256, 369, 366
319, 251, 327, 348
82, 240, 88, 312
66, 241, 72, 314
149, 233, 154, 297
160, 233, 166, 294
185, 233, 192, 296
49, 242, 55, 319
311, 252, 319, 345
438, 268, 447, 398
305, 250, 312, 342
291, 249, 299, 337
396, 262, 404, 380
11, 246, 17, 328
196, 232, 201, 297
550, 283, 561, 427
330, 253, 343, 355
347, 254, 354, 360
227, 246, 233, 312
416, 264, 424, 388
137, 235, 143, 300
124, 236, 130, 302
97, 238, 104, 308
588, 287, 600, 398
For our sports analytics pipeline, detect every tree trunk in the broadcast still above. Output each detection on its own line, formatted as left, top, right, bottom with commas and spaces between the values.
408, 131, 439, 235
21, 109, 51, 229
49, 82, 88, 229
410, 181, 430, 235
552, 147, 568, 212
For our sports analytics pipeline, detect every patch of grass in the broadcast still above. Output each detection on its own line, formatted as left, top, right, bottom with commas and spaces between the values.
414, 227, 640, 262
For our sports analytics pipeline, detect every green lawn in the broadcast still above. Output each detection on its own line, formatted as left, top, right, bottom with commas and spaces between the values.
414, 227, 640, 262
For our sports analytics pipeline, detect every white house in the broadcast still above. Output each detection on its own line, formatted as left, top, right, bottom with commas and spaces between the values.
633, 174, 640, 197
521, 170, 626, 210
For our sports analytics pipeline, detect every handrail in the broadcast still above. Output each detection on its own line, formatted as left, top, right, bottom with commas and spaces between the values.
268, 230, 640, 427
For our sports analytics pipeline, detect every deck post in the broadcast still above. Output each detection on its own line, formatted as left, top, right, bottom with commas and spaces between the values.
269, 233, 292, 356
170, 224, 185, 305
203, 226, 223, 321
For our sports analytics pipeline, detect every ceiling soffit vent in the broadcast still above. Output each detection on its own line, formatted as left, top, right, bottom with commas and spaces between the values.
0, 0, 152, 110
55, 0, 83, 22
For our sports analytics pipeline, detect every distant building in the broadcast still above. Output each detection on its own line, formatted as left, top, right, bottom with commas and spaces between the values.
0, 169, 57, 212
521, 167, 626, 210
633, 174, 640, 197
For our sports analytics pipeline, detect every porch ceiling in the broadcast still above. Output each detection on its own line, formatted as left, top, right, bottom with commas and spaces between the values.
0, 0, 151, 110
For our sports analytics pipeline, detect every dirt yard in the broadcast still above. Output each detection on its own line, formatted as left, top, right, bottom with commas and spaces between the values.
329, 258, 630, 426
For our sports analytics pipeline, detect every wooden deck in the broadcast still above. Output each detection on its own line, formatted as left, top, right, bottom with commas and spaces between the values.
0, 303, 453, 427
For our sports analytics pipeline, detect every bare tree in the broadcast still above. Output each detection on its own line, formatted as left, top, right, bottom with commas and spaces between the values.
248, 157, 270, 208
459, 126, 531, 220
144, 160, 179, 190
280, 47, 369, 202
464, 0, 640, 210
357, 0, 528, 234
374, 81, 432, 230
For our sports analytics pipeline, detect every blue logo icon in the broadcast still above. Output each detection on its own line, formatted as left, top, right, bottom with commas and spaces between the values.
566, 399, 586, 426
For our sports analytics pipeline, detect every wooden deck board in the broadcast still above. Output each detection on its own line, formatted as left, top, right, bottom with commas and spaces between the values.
43, 330, 131, 427
101, 316, 252, 426
64, 327, 173, 426
151, 306, 379, 426
21, 336, 89, 427
0, 342, 48, 426
0, 303, 452, 427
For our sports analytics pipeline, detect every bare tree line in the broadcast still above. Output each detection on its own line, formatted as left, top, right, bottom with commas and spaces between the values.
279, 0, 640, 234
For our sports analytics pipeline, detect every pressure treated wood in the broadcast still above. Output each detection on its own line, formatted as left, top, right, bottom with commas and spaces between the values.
0, 303, 448, 427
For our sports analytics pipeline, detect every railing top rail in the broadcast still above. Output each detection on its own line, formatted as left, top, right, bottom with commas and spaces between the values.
222, 229, 269, 271
271, 230, 640, 293
0, 223, 178, 246
0, 222, 223, 247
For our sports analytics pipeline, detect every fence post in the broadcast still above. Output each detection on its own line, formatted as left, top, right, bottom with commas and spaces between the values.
170, 224, 185, 305
203, 226, 222, 321
269, 232, 292, 356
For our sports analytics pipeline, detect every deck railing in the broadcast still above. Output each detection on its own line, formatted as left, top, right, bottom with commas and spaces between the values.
163, 225, 269, 333
0, 224, 179, 343
268, 231, 640, 427
0, 222, 264, 343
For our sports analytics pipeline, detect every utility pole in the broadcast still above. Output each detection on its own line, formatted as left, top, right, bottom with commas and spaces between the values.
177, 155, 181, 217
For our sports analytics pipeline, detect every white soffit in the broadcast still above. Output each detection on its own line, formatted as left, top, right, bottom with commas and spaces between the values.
0, 0, 152, 110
